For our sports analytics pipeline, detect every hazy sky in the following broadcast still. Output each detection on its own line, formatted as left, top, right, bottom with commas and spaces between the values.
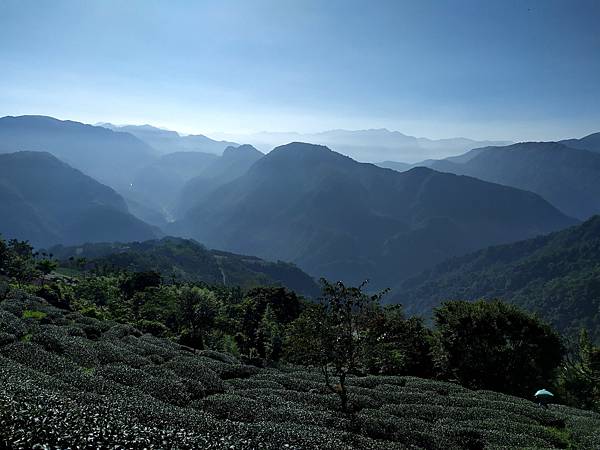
1, 0, 599, 141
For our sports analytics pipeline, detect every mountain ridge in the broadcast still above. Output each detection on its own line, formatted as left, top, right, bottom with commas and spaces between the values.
100, 123, 239, 155
174, 142, 575, 289
426, 141, 600, 220
0, 115, 157, 193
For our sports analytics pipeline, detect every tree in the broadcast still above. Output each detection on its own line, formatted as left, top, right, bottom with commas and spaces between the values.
257, 304, 283, 364
364, 305, 434, 377
36, 258, 58, 286
3, 239, 37, 286
433, 300, 563, 397
237, 286, 301, 357
558, 329, 600, 411
0, 236, 8, 275
286, 279, 387, 413
120, 271, 161, 299
178, 286, 221, 349
74, 276, 122, 308
36, 281, 73, 310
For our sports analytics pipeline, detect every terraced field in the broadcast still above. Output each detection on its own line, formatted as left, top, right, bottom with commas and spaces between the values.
1, 291, 599, 449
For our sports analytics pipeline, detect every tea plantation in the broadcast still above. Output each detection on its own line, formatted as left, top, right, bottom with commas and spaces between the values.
1, 291, 599, 449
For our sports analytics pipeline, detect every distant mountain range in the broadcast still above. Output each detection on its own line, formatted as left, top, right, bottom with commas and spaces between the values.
393, 216, 600, 342
376, 132, 600, 220
4, 114, 599, 304
99, 123, 239, 155
0, 116, 157, 193
211, 129, 512, 162
49, 237, 319, 297
0, 151, 159, 247
427, 142, 600, 220
172, 142, 575, 289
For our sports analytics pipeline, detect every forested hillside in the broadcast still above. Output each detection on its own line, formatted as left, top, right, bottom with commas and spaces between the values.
395, 216, 600, 341
49, 237, 319, 297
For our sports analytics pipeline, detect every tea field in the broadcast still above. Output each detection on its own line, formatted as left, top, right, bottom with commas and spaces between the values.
1, 291, 599, 449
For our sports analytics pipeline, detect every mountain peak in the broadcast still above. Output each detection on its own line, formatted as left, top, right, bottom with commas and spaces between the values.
270, 141, 352, 160
222, 144, 262, 158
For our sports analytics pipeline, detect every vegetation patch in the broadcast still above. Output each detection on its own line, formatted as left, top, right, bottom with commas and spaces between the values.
22, 309, 47, 320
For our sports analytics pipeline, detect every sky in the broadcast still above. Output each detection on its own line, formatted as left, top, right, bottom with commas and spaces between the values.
1, 0, 599, 141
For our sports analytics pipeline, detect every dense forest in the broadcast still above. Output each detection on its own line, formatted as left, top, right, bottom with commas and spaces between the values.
394, 216, 600, 342
48, 237, 319, 297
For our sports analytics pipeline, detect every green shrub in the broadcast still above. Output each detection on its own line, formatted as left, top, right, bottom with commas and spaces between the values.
22, 309, 47, 320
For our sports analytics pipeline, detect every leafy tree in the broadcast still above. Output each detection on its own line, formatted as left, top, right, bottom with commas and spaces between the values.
36, 258, 58, 285
558, 329, 600, 411
3, 239, 38, 286
237, 286, 301, 357
257, 305, 283, 364
364, 305, 434, 377
178, 286, 221, 349
286, 279, 387, 413
120, 271, 161, 299
36, 281, 73, 310
0, 236, 8, 274
132, 286, 180, 330
433, 300, 564, 397
74, 276, 122, 308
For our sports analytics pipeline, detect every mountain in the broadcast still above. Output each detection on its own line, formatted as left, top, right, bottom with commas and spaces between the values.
127, 151, 219, 221
210, 129, 511, 163
0, 151, 159, 247
428, 142, 600, 220
176, 144, 264, 217
377, 148, 506, 173
393, 216, 600, 342
0, 116, 157, 192
49, 237, 319, 296
100, 123, 239, 155
127, 144, 262, 223
376, 161, 412, 172
561, 131, 600, 153
173, 142, 575, 289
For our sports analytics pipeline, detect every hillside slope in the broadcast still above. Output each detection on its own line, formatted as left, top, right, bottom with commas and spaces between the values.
49, 237, 319, 296
0, 115, 157, 192
0, 152, 158, 247
1, 292, 598, 449
394, 216, 600, 341
174, 142, 575, 288
430, 142, 600, 220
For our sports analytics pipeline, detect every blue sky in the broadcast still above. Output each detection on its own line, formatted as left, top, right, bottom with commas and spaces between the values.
1, 0, 599, 140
